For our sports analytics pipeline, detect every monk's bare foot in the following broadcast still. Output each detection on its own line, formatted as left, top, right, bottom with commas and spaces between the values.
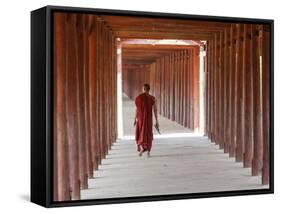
138, 150, 143, 156
147, 152, 151, 158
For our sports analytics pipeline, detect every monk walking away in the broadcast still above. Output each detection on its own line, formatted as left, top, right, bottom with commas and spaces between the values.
134, 83, 159, 157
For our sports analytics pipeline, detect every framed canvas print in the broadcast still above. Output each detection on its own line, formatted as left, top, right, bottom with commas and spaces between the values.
31, 5, 274, 208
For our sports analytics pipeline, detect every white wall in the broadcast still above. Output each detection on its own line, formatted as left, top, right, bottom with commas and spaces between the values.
0, 0, 279, 212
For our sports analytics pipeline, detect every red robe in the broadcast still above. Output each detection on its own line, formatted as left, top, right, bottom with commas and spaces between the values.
135, 93, 155, 152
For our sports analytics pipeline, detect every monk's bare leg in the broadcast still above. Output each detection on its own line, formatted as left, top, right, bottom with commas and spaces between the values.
147, 151, 151, 158
138, 145, 144, 156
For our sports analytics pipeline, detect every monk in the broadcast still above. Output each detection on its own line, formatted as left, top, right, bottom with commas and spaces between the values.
134, 83, 159, 157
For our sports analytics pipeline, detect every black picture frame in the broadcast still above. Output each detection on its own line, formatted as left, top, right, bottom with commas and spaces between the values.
31, 5, 274, 208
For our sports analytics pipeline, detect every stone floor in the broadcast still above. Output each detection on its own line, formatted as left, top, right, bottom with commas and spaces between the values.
81, 93, 268, 200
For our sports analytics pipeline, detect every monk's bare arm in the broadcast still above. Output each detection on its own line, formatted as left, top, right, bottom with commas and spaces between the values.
153, 98, 159, 126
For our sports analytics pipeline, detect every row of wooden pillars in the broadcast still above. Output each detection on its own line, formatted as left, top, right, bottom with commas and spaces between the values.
53, 13, 118, 201
205, 24, 270, 185
53, 13, 270, 202
122, 48, 200, 131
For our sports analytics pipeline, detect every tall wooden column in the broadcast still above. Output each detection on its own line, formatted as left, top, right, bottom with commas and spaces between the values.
53, 12, 71, 202
229, 24, 237, 157
190, 49, 195, 129
224, 28, 230, 153
186, 50, 191, 128
209, 41, 213, 139
205, 42, 210, 135
183, 50, 187, 127
261, 25, 270, 184
235, 24, 244, 162
65, 13, 80, 200
76, 14, 88, 190
84, 15, 94, 178
219, 31, 225, 149
88, 15, 100, 170
193, 48, 200, 131
214, 33, 219, 144
252, 25, 263, 176
243, 24, 254, 168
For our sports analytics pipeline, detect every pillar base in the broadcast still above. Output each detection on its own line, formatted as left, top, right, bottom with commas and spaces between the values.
243, 153, 252, 168
229, 145, 236, 158
252, 159, 262, 176
262, 164, 269, 185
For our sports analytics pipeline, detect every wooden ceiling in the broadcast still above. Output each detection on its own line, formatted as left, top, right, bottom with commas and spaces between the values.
122, 44, 198, 65
99, 15, 229, 65
100, 15, 230, 40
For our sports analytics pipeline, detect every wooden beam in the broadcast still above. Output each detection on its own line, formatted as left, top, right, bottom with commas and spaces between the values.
115, 32, 213, 40
100, 15, 230, 29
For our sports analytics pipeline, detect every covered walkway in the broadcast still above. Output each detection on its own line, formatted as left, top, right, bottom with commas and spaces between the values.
52, 12, 271, 201
81, 95, 267, 200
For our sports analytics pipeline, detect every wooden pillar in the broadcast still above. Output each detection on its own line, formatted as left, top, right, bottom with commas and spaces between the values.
190, 49, 194, 130
162, 56, 167, 117
89, 16, 100, 170
210, 40, 215, 142
83, 15, 93, 179
186, 51, 190, 126
104, 26, 109, 155
205, 42, 210, 136
161, 58, 164, 115
252, 25, 263, 176
98, 18, 103, 165
53, 12, 71, 201
183, 50, 187, 127
76, 14, 88, 190
95, 16, 102, 168
193, 47, 200, 130
229, 24, 237, 157
235, 24, 244, 162
261, 25, 270, 184
101, 21, 106, 158
180, 51, 184, 125
175, 51, 179, 122
217, 32, 222, 148
224, 28, 230, 153
214, 33, 219, 144
178, 51, 182, 124
113, 37, 117, 141
220, 31, 225, 150
109, 32, 114, 148
243, 24, 254, 168
178, 52, 182, 124
65, 13, 80, 200
168, 55, 171, 119
168, 55, 172, 119
98, 19, 107, 159
172, 53, 176, 121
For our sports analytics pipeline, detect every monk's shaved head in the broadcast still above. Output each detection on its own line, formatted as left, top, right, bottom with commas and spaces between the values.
143, 83, 150, 92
